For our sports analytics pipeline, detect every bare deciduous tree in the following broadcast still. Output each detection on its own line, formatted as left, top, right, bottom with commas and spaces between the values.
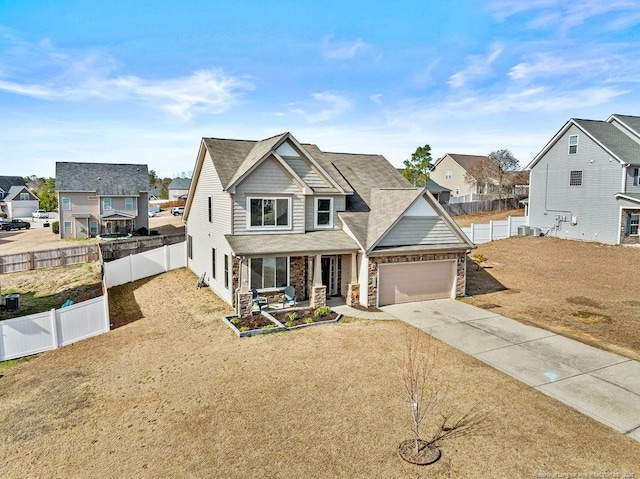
465, 149, 520, 200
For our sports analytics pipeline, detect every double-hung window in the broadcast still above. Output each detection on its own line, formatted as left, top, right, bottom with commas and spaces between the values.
314, 198, 333, 228
630, 214, 640, 236
250, 257, 288, 290
102, 197, 112, 211
63, 221, 72, 235
124, 197, 134, 210
62, 197, 71, 211
248, 197, 290, 229
20, 192, 29, 200
633, 168, 639, 187
445, 170, 452, 179
569, 135, 578, 154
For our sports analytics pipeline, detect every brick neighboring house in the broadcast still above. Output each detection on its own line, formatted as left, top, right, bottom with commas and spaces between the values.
0, 176, 39, 219
184, 132, 474, 315
527, 114, 640, 245
55, 162, 150, 239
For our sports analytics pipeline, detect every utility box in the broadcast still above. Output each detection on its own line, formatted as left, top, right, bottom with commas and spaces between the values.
5, 294, 20, 311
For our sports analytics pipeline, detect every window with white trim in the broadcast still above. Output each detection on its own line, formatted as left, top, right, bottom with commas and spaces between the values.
89, 221, 98, 237
102, 197, 112, 211
63, 221, 72, 235
250, 257, 288, 290
20, 192, 29, 200
630, 214, 640, 235
224, 255, 229, 288
62, 197, 71, 210
314, 198, 333, 228
124, 197, 134, 210
569, 135, 578, 154
569, 170, 583, 186
633, 168, 639, 187
248, 197, 290, 228
445, 170, 452, 179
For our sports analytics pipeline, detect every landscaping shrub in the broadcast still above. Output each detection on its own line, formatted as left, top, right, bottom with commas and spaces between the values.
52, 221, 59, 234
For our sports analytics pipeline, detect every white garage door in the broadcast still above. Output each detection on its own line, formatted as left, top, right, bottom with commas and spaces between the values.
378, 260, 455, 306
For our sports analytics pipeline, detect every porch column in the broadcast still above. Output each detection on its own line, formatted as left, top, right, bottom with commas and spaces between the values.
310, 254, 326, 308
346, 252, 360, 307
236, 256, 252, 317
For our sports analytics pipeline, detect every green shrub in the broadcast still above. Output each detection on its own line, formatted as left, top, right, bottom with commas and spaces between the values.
314, 306, 331, 318
239, 326, 249, 332
52, 221, 59, 234
284, 320, 295, 327
287, 312, 298, 321
304, 318, 313, 324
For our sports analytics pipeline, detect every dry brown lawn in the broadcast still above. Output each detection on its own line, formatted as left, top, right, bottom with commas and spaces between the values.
465, 236, 640, 361
1, 267, 638, 478
453, 208, 525, 227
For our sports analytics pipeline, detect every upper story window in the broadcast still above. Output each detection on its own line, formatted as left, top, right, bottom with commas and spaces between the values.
102, 197, 112, 211
633, 168, 639, 187
445, 170, 452, 179
569, 170, 583, 186
314, 198, 333, 228
20, 192, 30, 200
62, 197, 71, 211
0, 190, 4, 200
569, 135, 578, 154
248, 197, 290, 229
124, 197, 134, 210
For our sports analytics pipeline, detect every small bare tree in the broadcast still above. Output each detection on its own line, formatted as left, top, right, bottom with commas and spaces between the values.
402, 329, 444, 455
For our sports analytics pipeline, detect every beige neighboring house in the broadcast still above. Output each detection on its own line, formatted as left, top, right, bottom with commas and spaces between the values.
430, 153, 491, 202
184, 132, 474, 315
0, 176, 39, 219
55, 162, 150, 239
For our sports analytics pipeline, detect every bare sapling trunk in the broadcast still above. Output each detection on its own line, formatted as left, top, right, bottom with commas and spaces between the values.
403, 328, 443, 454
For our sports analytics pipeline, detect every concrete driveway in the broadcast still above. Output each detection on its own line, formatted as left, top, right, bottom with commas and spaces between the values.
381, 299, 640, 442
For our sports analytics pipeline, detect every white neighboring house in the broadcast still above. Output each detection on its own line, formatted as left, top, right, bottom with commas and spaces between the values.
168, 178, 191, 201
0, 176, 39, 219
184, 132, 474, 314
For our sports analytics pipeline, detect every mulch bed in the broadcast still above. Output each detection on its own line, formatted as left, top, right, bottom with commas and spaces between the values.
270, 308, 339, 327
398, 439, 441, 465
350, 304, 382, 312
230, 314, 276, 330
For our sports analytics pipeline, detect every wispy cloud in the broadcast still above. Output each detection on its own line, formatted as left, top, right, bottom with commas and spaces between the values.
0, 34, 253, 119
288, 91, 353, 123
448, 44, 503, 88
322, 37, 369, 60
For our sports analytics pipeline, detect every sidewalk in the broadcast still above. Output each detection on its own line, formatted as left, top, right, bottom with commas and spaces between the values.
336, 297, 640, 443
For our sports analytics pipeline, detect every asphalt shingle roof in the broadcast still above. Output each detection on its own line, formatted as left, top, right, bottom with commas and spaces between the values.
168, 178, 192, 190
226, 230, 359, 256
574, 119, 640, 163
56, 162, 149, 196
0, 176, 26, 194
611, 114, 640, 136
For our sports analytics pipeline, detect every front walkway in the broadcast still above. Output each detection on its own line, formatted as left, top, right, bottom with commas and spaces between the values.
376, 299, 640, 443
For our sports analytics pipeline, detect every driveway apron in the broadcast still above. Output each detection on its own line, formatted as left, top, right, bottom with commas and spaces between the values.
381, 299, 640, 442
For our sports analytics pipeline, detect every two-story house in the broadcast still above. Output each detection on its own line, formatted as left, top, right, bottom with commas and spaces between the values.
527, 114, 640, 245
430, 153, 491, 202
168, 178, 191, 200
184, 132, 473, 315
0, 176, 39, 219
56, 162, 150, 239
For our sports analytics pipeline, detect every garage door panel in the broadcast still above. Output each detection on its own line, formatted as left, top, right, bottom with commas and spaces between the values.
378, 261, 455, 306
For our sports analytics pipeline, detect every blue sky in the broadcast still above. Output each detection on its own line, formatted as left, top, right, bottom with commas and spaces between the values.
1, 0, 640, 178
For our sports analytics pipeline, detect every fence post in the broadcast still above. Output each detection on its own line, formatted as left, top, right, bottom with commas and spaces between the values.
508, 216, 513, 237
164, 245, 170, 272
50, 308, 59, 349
470, 224, 475, 243
489, 221, 494, 241
129, 254, 134, 283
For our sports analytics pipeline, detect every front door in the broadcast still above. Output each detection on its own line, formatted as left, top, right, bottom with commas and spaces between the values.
321, 255, 338, 296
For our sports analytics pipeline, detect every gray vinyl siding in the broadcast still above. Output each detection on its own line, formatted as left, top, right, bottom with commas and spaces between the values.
304, 195, 346, 231
232, 158, 305, 235
186, 151, 234, 304
281, 157, 327, 188
377, 217, 459, 247
528, 125, 625, 244
58, 192, 98, 239
430, 156, 475, 197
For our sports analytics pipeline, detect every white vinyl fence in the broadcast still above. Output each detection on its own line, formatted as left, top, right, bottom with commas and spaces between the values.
461, 216, 528, 244
104, 242, 186, 288
0, 295, 110, 361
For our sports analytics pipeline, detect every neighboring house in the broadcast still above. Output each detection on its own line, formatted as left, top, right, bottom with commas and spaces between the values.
0, 176, 39, 219
395, 168, 451, 204
148, 187, 161, 201
430, 153, 490, 201
527, 114, 640, 245
184, 132, 473, 315
168, 178, 191, 201
56, 162, 150, 239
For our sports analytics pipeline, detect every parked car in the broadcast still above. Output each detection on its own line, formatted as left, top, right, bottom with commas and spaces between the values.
0, 219, 31, 231
32, 209, 49, 219
171, 206, 185, 216
148, 210, 156, 218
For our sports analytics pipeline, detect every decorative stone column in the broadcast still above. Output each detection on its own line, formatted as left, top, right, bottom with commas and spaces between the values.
236, 257, 252, 316
346, 253, 360, 306
309, 254, 327, 308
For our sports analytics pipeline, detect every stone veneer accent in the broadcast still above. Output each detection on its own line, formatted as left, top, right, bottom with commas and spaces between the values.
310, 285, 327, 308
620, 209, 640, 245
367, 252, 467, 307
236, 291, 252, 317
346, 283, 360, 306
